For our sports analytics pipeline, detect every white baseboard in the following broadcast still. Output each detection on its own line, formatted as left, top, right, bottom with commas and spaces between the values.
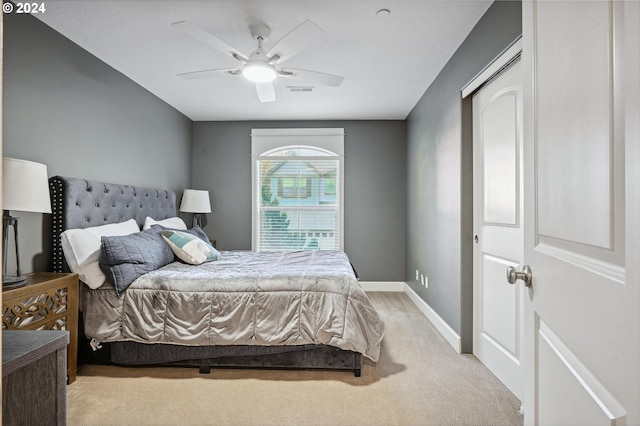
403, 284, 461, 354
361, 281, 462, 354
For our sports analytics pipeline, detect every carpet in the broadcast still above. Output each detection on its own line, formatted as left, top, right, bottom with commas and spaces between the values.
67, 292, 523, 426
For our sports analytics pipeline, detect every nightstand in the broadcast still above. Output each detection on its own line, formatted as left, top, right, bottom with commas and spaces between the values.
2, 272, 79, 384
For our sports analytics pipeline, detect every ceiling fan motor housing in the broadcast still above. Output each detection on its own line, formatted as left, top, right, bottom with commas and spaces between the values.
249, 24, 271, 42
242, 24, 277, 82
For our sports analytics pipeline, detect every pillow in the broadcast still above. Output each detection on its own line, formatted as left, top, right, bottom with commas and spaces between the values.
99, 225, 175, 296
160, 229, 220, 265
159, 225, 213, 246
60, 219, 140, 289
142, 216, 187, 231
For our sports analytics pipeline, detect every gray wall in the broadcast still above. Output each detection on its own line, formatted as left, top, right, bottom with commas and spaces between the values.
3, 12, 192, 273
192, 121, 406, 282
405, 1, 522, 351
2, 2, 519, 319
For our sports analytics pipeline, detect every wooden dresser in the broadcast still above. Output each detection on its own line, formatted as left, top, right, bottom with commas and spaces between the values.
2, 272, 79, 383
2, 330, 69, 425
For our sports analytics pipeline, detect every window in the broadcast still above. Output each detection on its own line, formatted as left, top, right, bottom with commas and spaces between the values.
322, 178, 336, 195
279, 178, 310, 198
252, 128, 344, 251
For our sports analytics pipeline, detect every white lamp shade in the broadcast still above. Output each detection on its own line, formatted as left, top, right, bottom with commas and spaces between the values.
179, 189, 211, 213
2, 158, 52, 213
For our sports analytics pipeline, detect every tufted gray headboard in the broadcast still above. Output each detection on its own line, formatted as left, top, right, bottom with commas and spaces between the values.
49, 176, 177, 273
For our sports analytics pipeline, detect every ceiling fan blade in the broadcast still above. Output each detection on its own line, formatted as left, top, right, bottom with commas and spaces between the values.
281, 68, 345, 87
255, 82, 276, 103
266, 20, 322, 63
177, 68, 239, 80
172, 20, 248, 62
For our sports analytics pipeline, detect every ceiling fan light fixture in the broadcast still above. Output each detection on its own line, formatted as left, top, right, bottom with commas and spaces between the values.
242, 62, 277, 83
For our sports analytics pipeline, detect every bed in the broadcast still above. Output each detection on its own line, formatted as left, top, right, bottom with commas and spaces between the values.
49, 176, 384, 376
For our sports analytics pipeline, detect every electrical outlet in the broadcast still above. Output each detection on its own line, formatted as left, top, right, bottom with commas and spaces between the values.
421, 274, 425, 286
416, 269, 419, 281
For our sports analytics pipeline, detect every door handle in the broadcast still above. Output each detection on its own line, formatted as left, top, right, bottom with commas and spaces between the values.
507, 265, 532, 287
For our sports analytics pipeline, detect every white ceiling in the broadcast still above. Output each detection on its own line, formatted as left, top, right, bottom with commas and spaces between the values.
34, 1, 492, 121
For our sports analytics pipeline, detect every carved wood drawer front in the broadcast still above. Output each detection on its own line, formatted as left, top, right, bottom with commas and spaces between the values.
2, 273, 79, 384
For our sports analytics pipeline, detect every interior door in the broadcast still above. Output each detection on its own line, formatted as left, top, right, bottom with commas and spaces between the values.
521, 1, 640, 424
472, 58, 524, 400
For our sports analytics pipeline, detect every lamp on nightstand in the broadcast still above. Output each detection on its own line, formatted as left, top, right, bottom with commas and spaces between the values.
179, 189, 211, 228
2, 158, 52, 288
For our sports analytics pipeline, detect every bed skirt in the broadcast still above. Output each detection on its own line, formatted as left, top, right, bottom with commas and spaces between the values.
78, 314, 362, 376
108, 341, 362, 376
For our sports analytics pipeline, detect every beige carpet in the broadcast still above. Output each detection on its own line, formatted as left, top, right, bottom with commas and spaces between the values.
67, 292, 523, 426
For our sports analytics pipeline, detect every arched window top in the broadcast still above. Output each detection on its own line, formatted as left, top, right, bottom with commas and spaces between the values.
263, 145, 337, 157
251, 128, 344, 157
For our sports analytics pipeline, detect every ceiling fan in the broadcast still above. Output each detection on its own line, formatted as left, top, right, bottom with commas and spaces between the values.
173, 20, 345, 103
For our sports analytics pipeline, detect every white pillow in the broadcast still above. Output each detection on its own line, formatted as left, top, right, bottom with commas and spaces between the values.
142, 216, 187, 231
60, 219, 140, 289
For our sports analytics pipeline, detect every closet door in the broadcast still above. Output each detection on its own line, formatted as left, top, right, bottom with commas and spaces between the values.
472, 58, 524, 401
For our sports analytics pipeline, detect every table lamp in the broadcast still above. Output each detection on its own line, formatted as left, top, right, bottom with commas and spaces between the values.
2, 158, 52, 288
179, 189, 211, 228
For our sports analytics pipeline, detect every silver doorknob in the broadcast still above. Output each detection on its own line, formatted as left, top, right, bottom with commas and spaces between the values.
507, 265, 533, 287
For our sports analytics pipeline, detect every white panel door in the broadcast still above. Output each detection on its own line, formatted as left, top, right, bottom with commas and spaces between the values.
473, 59, 524, 400
522, 1, 639, 425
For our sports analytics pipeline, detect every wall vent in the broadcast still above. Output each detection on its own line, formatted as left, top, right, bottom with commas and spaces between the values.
287, 86, 315, 93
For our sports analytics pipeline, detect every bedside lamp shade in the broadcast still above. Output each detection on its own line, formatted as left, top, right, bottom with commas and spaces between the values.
2, 158, 52, 288
3, 158, 52, 214
179, 189, 211, 227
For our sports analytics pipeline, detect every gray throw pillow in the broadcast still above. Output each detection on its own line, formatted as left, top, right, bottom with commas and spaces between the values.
99, 225, 174, 296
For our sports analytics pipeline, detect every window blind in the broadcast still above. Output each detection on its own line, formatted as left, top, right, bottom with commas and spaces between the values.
251, 129, 344, 252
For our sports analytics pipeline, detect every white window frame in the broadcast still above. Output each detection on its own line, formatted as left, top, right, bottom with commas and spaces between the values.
251, 128, 345, 251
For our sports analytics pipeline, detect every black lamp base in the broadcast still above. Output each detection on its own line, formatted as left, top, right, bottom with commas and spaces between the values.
192, 213, 202, 228
3, 275, 27, 289
4, 211, 27, 290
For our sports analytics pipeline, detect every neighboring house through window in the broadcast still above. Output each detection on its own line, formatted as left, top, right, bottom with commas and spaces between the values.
251, 128, 344, 251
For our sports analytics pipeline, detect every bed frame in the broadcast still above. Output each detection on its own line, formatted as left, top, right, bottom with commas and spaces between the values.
49, 176, 362, 377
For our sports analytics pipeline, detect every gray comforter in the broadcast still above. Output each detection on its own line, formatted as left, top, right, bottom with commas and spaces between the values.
83, 250, 384, 361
